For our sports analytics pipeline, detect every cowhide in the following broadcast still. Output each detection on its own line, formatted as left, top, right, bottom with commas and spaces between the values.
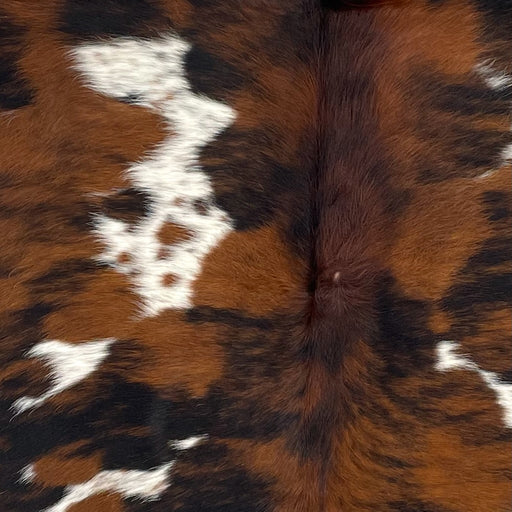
0, 1, 510, 511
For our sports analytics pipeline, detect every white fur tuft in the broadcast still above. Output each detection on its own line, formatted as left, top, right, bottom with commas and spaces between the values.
12, 339, 115, 414
436, 340, 512, 429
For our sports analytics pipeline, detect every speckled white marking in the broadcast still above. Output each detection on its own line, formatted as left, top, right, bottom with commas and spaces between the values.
72, 34, 236, 317
436, 340, 512, 428
12, 339, 114, 414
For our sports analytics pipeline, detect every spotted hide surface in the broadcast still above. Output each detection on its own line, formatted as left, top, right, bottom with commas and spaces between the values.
0, 1, 511, 511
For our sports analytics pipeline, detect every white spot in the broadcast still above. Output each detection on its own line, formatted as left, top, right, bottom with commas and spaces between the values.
42, 462, 174, 512
12, 339, 115, 414
72, 34, 236, 317
19, 464, 35, 484
436, 340, 512, 428
476, 61, 512, 91
169, 434, 208, 451
499, 144, 512, 163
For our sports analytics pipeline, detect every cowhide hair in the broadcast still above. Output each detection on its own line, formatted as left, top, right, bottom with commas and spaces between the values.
0, 1, 510, 511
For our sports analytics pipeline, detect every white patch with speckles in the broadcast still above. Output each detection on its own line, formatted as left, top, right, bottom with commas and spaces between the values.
72, 34, 236, 317
12, 338, 115, 414
436, 340, 512, 429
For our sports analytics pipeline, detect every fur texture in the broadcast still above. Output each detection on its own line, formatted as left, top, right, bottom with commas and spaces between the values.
324, 0, 408, 7
0, 1, 511, 511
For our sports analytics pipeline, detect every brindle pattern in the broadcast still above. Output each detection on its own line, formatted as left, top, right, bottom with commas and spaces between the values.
0, 1, 510, 511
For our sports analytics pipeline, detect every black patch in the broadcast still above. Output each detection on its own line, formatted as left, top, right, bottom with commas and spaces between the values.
187, 308, 298, 439
501, 369, 512, 383
163, 466, 272, 512
31, 258, 104, 294
434, 81, 512, 117
19, 301, 53, 331
442, 238, 512, 332
59, 0, 167, 38
369, 452, 414, 469
282, 138, 315, 259
186, 0, 215, 6
0, 470, 65, 512
264, 7, 318, 66
321, 0, 393, 9
66, 202, 95, 230
126, 445, 273, 512
201, 129, 299, 230
186, 306, 275, 330
162, 388, 293, 440
418, 126, 511, 183
224, 330, 290, 381
292, 381, 350, 460
474, 0, 512, 56
388, 501, 454, 512
463, 236, 512, 270
0, 17, 34, 109
100, 188, 152, 224
296, 319, 348, 374
482, 190, 511, 222
1, 356, 54, 401
185, 46, 245, 101
375, 276, 437, 378
321, 0, 343, 9
414, 69, 512, 182
0, 198, 94, 242
101, 434, 166, 470
0, 301, 55, 365
286, 204, 314, 260
1, 377, 171, 472
452, 129, 511, 170
474, 0, 512, 20
0, 55, 34, 109
443, 272, 512, 318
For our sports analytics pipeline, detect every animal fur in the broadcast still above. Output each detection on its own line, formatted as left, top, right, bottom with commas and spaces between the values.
0, 1, 511, 511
